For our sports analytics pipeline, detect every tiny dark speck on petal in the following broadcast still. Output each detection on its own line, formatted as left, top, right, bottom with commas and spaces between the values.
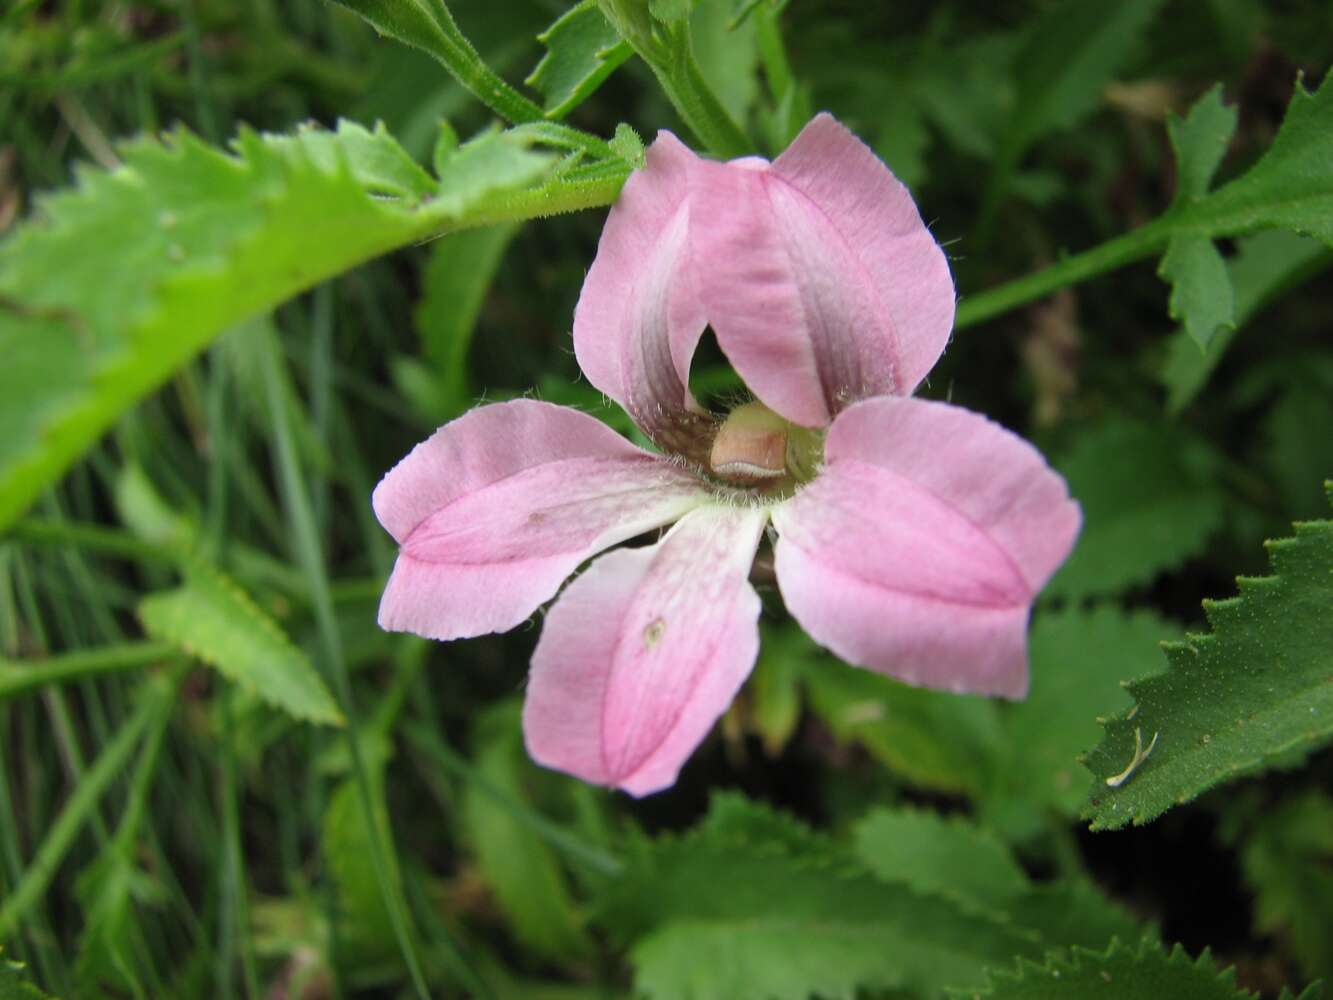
643, 618, 665, 649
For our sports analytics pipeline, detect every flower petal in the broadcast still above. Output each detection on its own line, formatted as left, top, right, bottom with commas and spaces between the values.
523, 504, 767, 796
772, 396, 1080, 697
373, 400, 707, 640
690, 113, 956, 426
572, 130, 713, 457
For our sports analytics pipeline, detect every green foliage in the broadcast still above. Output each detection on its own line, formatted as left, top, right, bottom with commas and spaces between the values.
852, 808, 1028, 913
603, 798, 1033, 1000
746, 636, 804, 757
853, 806, 1144, 953
0, 674, 176, 944
1046, 420, 1226, 600
5, 2, 1333, 995
400, 223, 518, 424
328, 0, 545, 123
985, 0, 1164, 215
1234, 792, 1333, 980
0, 951, 55, 1000
0, 121, 566, 532
1159, 231, 1330, 413
1178, 68, 1333, 245
1159, 87, 1239, 349
460, 703, 593, 964
526, 0, 632, 119
803, 646, 1003, 796
1257, 358, 1333, 518
962, 939, 1298, 999
1167, 86, 1238, 206
610, 796, 1145, 1000
986, 607, 1175, 827
323, 766, 400, 967
1007, 0, 1164, 154
1159, 235, 1234, 352
139, 559, 343, 726
1083, 486, 1333, 829
690, 0, 762, 127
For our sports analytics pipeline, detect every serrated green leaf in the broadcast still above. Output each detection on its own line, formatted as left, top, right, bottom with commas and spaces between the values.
986, 607, 1176, 826
853, 807, 1028, 913
1159, 234, 1235, 350
1005, 881, 1148, 958
526, 0, 632, 119
461, 702, 592, 964
1157, 87, 1240, 350
1167, 85, 1238, 204
1237, 791, 1333, 980
1159, 230, 1330, 414
603, 809, 1035, 999
851, 805, 1145, 954
1046, 420, 1226, 600
0, 121, 558, 532
1179, 68, 1333, 245
296, 118, 436, 199
139, 560, 343, 726
960, 939, 1267, 999
803, 652, 1003, 796
696, 791, 846, 864
1083, 487, 1333, 829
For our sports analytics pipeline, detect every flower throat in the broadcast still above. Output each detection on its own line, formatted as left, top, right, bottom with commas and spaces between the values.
707, 401, 822, 495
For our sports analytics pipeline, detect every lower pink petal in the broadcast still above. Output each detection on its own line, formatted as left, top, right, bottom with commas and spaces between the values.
523, 504, 767, 796
822, 396, 1082, 590
772, 396, 1080, 698
774, 536, 1032, 698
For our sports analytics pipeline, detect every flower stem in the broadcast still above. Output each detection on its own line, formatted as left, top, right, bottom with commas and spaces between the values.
612, 13, 753, 159
955, 216, 1173, 330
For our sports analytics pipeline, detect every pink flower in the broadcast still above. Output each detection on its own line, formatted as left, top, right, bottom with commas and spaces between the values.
373, 114, 1080, 796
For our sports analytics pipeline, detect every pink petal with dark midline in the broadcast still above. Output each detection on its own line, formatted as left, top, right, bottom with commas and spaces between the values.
373, 400, 708, 641
523, 504, 767, 796
572, 131, 708, 445
772, 396, 1080, 697
690, 113, 956, 427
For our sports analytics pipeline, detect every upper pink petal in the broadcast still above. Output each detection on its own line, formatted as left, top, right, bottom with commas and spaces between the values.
373, 400, 708, 640
772, 396, 1080, 697
523, 504, 767, 796
690, 113, 956, 426
572, 131, 712, 456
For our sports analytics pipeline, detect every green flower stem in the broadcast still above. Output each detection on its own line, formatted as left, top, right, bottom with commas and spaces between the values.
955, 216, 1172, 330
0, 641, 178, 701
614, 16, 752, 159
331, 0, 544, 125
457, 168, 631, 228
